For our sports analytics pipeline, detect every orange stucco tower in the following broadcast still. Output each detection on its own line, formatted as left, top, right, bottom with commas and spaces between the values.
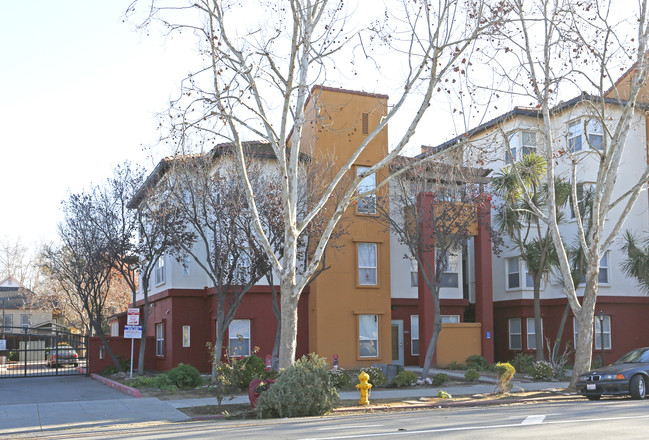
299, 86, 392, 369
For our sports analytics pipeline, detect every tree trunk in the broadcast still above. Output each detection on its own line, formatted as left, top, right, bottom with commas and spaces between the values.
552, 302, 571, 362
533, 276, 544, 361
91, 317, 120, 369
421, 289, 442, 379
211, 302, 226, 382
278, 278, 299, 369
570, 291, 597, 388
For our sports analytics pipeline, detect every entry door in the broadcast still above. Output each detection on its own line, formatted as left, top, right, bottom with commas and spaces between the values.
391, 320, 404, 366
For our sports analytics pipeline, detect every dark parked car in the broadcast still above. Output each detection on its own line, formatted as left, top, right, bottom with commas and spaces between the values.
576, 347, 649, 400
46, 347, 79, 368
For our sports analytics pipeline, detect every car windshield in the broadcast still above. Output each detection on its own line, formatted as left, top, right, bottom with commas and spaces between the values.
614, 348, 649, 364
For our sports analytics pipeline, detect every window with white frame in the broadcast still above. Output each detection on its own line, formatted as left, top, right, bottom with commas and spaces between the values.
509, 318, 522, 350
526, 317, 543, 350
410, 315, 419, 356
437, 250, 459, 288
507, 258, 520, 289
578, 251, 610, 285
154, 255, 165, 285
111, 322, 119, 337
3, 314, 12, 328
594, 315, 612, 350
359, 314, 379, 357
182, 326, 191, 347
573, 317, 579, 350
506, 257, 534, 290
570, 183, 588, 219
21, 314, 30, 328
410, 259, 418, 287
229, 319, 251, 357
358, 242, 378, 285
506, 130, 537, 163
155, 323, 165, 356
568, 119, 604, 152
441, 315, 461, 323
356, 166, 376, 214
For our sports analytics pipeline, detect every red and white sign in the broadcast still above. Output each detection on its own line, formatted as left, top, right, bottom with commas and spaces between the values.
127, 308, 140, 325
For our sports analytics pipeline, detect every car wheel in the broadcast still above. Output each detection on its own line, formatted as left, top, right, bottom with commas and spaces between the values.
586, 395, 601, 401
630, 375, 646, 400
73, 363, 78, 367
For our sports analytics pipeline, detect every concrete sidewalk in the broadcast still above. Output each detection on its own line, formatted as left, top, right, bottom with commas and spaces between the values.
0, 371, 570, 436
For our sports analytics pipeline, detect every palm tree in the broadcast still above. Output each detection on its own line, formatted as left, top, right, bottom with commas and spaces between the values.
620, 230, 649, 294
493, 152, 569, 360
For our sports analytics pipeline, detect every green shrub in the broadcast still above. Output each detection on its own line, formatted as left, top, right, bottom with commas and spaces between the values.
165, 363, 202, 389
510, 352, 534, 374
127, 376, 158, 388
360, 367, 387, 387
486, 363, 498, 373
256, 354, 339, 418
529, 361, 554, 381
432, 373, 449, 386
437, 390, 452, 398
464, 368, 480, 382
235, 355, 268, 389
446, 361, 466, 370
103, 365, 120, 375
465, 354, 488, 371
392, 370, 418, 387
495, 362, 516, 393
328, 368, 353, 389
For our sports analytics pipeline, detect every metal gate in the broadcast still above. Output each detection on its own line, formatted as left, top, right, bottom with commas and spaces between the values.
0, 325, 88, 378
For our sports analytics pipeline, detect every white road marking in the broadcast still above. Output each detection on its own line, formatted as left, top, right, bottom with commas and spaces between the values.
299, 413, 649, 440
521, 415, 546, 425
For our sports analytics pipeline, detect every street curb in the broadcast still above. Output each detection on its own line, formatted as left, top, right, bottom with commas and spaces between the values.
333, 395, 580, 413
90, 373, 142, 398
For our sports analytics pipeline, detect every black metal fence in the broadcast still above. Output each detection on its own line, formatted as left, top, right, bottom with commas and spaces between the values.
0, 326, 88, 378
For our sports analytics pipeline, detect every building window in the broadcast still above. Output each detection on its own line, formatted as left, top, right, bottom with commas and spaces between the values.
356, 166, 376, 214
570, 183, 589, 219
441, 315, 460, 323
99, 345, 105, 360
410, 315, 419, 356
358, 242, 378, 286
182, 326, 191, 348
359, 314, 379, 358
506, 130, 537, 163
437, 250, 459, 288
410, 259, 418, 287
361, 112, 369, 135
526, 317, 543, 350
155, 323, 165, 357
598, 252, 609, 284
229, 319, 251, 357
154, 255, 165, 285
568, 119, 604, 152
509, 318, 522, 350
21, 314, 30, 330
110, 322, 119, 337
578, 251, 610, 285
506, 257, 533, 290
594, 315, 612, 350
3, 314, 13, 329
182, 256, 191, 277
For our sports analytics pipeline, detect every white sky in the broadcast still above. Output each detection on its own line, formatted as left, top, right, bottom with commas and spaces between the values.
0, 1, 635, 251
0, 1, 194, 247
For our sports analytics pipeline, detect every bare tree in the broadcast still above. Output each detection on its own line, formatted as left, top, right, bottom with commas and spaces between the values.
480, 0, 649, 386
379, 158, 495, 377
129, 0, 506, 368
164, 149, 281, 379
0, 236, 41, 290
42, 193, 122, 369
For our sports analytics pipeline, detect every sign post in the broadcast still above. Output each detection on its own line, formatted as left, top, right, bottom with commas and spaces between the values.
125, 308, 141, 379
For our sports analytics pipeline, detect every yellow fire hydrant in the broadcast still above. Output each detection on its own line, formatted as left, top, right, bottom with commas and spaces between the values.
356, 371, 372, 405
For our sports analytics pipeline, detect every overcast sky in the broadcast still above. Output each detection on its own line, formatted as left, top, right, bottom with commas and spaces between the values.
0, 1, 195, 247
